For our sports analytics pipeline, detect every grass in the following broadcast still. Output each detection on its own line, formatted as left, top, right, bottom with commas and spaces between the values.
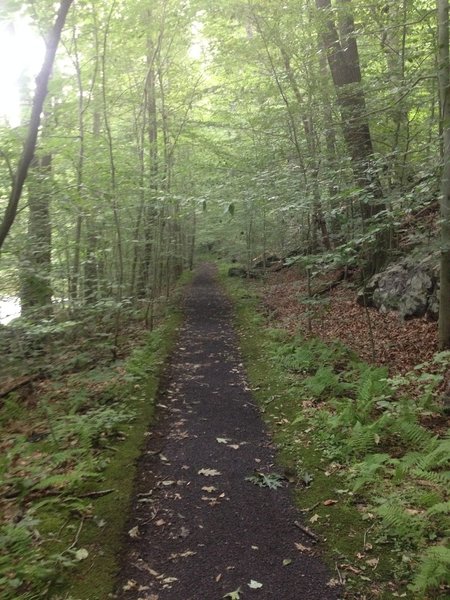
220, 266, 449, 599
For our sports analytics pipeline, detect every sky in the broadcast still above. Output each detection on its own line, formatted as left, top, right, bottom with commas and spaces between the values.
0, 17, 45, 127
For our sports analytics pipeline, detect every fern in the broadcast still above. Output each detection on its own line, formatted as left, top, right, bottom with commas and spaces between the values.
303, 366, 343, 398
412, 468, 450, 488
426, 501, 450, 516
375, 499, 424, 541
393, 418, 433, 449
417, 437, 450, 470
352, 453, 392, 492
410, 545, 450, 594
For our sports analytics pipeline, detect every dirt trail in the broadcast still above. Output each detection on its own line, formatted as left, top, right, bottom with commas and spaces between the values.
116, 264, 340, 600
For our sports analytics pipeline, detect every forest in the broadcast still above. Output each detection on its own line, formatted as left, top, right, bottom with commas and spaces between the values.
0, 0, 449, 599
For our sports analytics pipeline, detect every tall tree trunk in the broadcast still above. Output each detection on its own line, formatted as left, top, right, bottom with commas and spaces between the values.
437, 0, 450, 349
316, 0, 387, 273
138, 28, 160, 298
20, 155, 53, 317
315, 0, 384, 214
0, 0, 74, 250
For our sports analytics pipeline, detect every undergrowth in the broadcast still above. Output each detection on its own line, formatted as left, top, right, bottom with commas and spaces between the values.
0, 308, 182, 599
223, 270, 449, 599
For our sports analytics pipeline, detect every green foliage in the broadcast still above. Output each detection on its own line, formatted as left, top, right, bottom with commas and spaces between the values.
374, 499, 424, 542
411, 546, 450, 595
260, 318, 450, 594
0, 514, 90, 600
303, 366, 344, 399
245, 471, 284, 490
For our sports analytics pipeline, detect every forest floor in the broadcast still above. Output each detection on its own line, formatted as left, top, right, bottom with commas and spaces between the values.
260, 266, 438, 375
115, 264, 340, 600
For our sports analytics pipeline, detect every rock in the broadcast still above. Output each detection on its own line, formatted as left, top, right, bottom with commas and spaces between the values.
359, 255, 439, 320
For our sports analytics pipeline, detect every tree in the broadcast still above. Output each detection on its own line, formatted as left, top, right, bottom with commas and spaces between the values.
437, 0, 450, 349
0, 0, 74, 251
20, 153, 53, 316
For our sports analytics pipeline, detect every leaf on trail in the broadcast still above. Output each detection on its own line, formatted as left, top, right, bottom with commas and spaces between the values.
216, 437, 230, 444
198, 468, 221, 476
155, 519, 165, 527
246, 471, 284, 490
248, 579, 263, 589
283, 558, 293, 566
123, 580, 137, 591
162, 480, 176, 486
223, 587, 241, 599
326, 578, 340, 588
295, 542, 311, 553
169, 550, 196, 560
128, 526, 140, 538
163, 577, 178, 584
75, 548, 89, 561
309, 513, 320, 523
229, 444, 240, 450
323, 499, 338, 506
202, 486, 217, 493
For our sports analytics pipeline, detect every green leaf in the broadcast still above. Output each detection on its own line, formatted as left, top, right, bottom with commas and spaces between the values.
245, 471, 284, 489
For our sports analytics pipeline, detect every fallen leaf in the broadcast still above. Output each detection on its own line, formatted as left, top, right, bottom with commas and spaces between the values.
223, 587, 241, 599
128, 526, 140, 538
309, 513, 320, 523
75, 548, 89, 561
229, 444, 240, 450
216, 437, 230, 444
155, 519, 165, 527
123, 580, 137, 591
248, 579, 263, 589
323, 499, 338, 506
366, 558, 379, 569
198, 468, 221, 476
295, 542, 311, 553
283, 558, 293, 566
202, 486, 217, 493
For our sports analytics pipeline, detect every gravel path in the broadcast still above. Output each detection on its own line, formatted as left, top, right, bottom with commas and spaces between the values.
116, 264, 341, 600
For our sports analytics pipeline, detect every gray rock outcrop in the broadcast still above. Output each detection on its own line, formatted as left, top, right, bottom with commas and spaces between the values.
359, 255, 439, 320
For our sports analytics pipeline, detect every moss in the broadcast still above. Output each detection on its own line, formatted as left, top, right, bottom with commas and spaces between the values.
222, 276, 407, 599
61, 309, 183, 600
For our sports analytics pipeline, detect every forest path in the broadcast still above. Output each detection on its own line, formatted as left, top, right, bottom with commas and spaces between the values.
116, 264, 340, 600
